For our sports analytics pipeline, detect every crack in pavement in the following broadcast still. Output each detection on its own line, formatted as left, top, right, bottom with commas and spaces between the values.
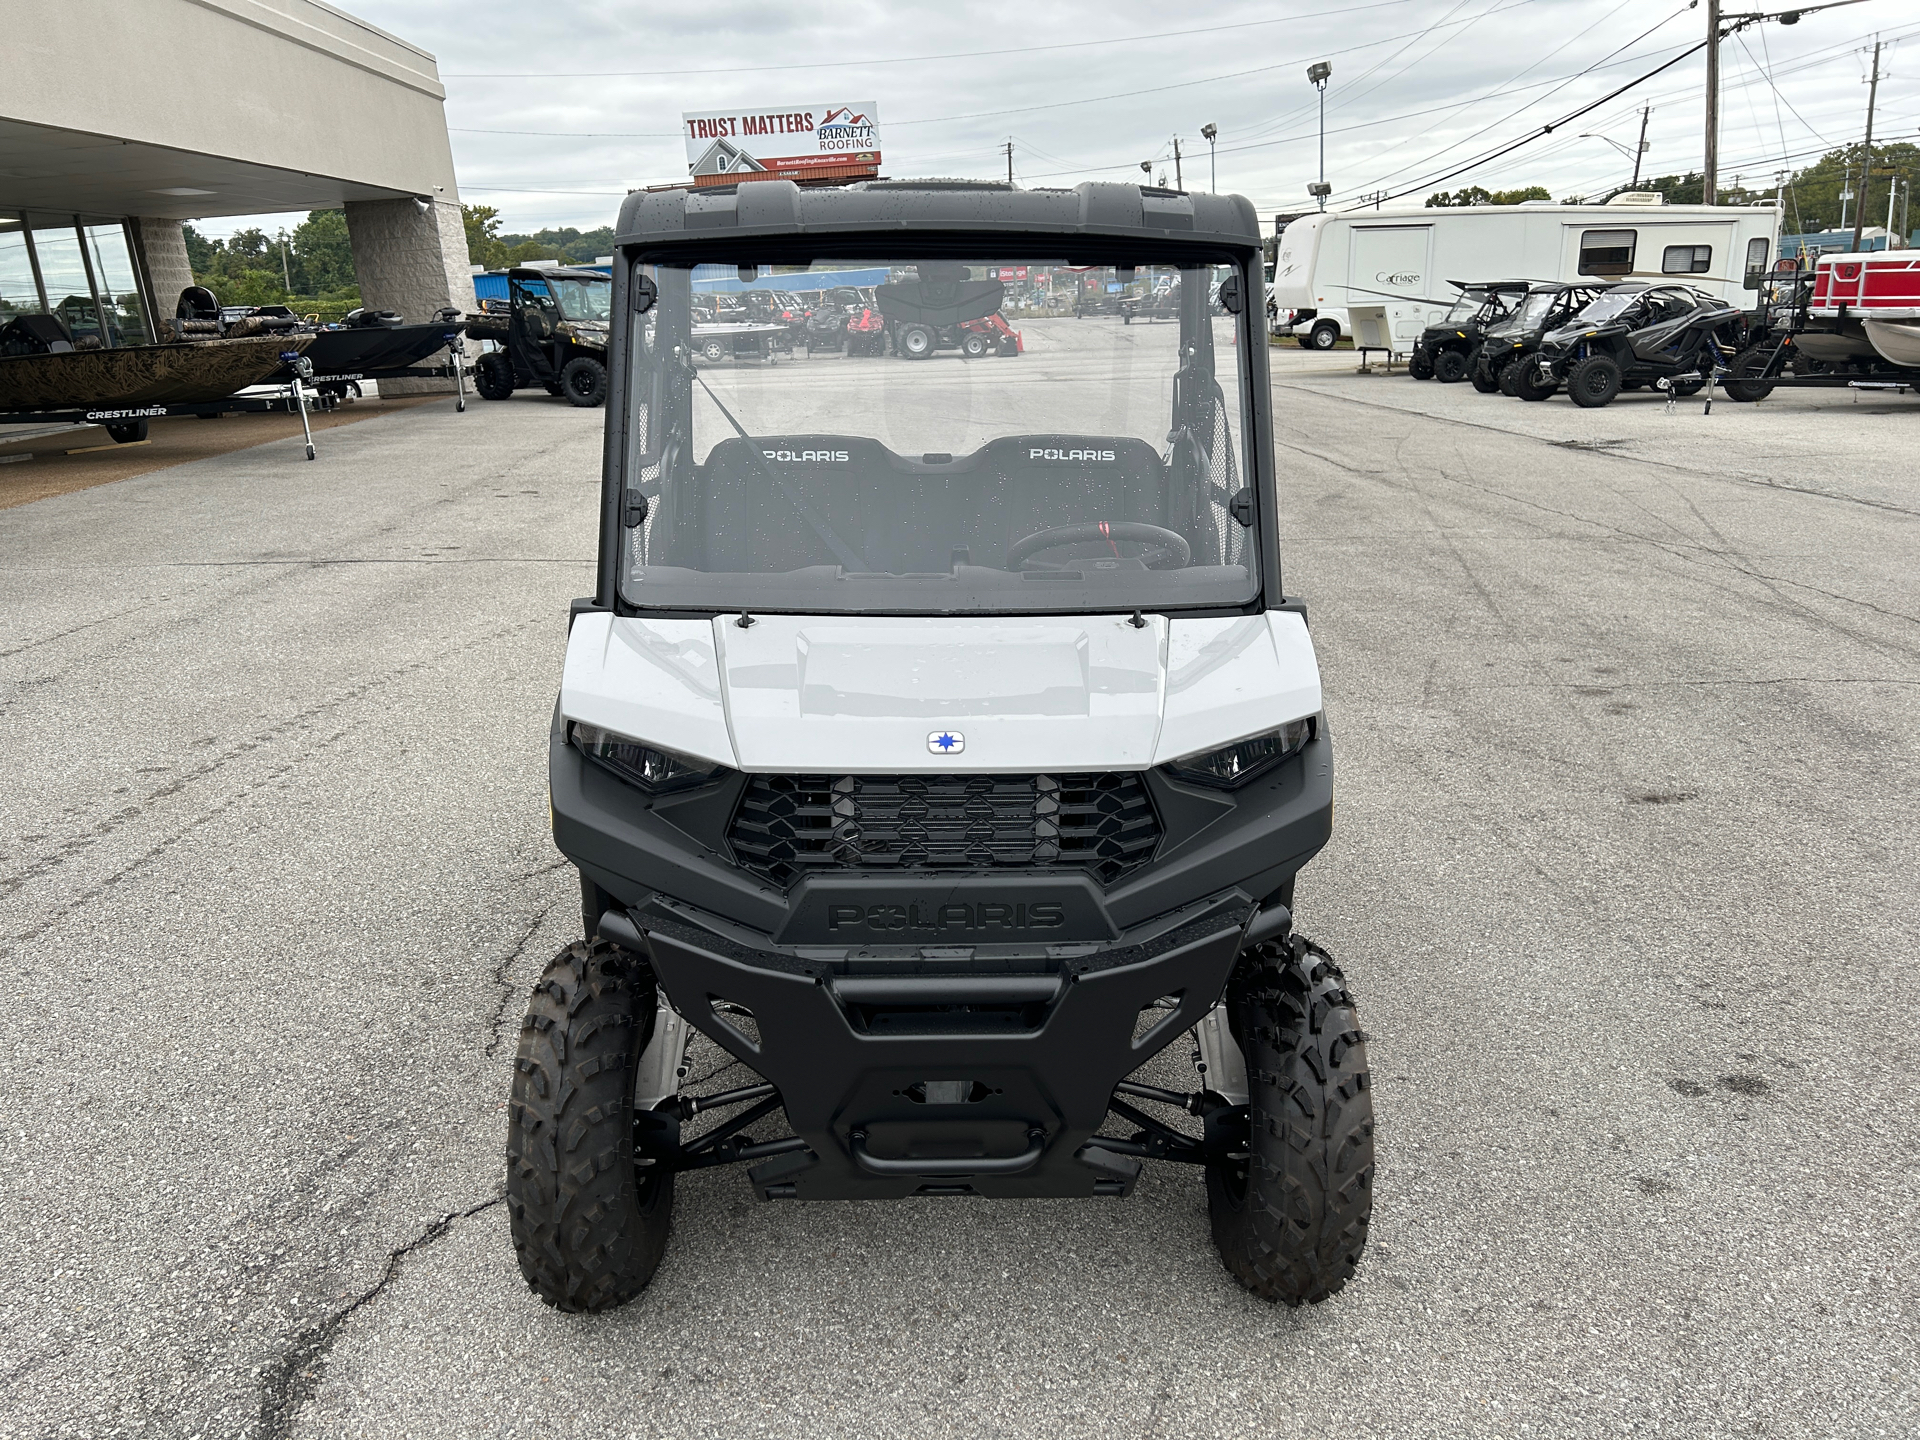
485, 900, 565, 1060
253, 1195, 505, 1440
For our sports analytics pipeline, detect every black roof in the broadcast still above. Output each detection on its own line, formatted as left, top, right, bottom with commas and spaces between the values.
614, 180, 1262, 253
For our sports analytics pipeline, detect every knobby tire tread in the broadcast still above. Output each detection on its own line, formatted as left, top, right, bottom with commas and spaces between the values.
506, 940, 670, 1312
1208, 934, 1374, 1306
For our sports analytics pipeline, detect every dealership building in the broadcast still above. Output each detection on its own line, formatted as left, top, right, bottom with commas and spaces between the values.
2, 0, 472, 383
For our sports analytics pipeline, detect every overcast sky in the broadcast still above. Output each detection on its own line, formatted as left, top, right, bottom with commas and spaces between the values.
199, 0, 1916, 241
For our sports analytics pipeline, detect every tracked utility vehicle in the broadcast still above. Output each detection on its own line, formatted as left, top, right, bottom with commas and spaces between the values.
510, 180, 1371, 1313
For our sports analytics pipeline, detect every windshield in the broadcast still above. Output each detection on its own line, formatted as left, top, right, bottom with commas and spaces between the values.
620, 256, 1257, 615
1442, 292, 1489, 323
550, 276, 611, 322
1571, 290, 1643, 327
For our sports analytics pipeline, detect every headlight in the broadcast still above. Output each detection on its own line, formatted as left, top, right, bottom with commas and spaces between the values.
569, 721, 728, 794
1163, 715, 1318, 789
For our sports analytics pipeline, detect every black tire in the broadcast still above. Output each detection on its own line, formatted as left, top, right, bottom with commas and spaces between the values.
1433, 348, 1470, 384
1307, 321, 1339, 351
700, 339, 728, 363
898, 323, 936, 359
1513, 361, 1557, 401
962, 332, 990, 358
1407, 352, 1434, 380
1568, 354, 1622, 408
1470, 354, 1502, 394
1722, 345, 1778, 403
105, 419, 148, 444
1208, 934, 1374, 1305
1498, 360, 1519, 396
507, 940, 672, 1313
475, 353, 515, 401
543, 380, 565, 397
560, 356, 608, 408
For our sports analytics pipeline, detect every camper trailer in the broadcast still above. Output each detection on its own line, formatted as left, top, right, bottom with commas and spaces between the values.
1269, 195, 1781, 353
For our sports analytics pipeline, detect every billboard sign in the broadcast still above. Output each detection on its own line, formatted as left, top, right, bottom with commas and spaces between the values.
683, 103, 881, 178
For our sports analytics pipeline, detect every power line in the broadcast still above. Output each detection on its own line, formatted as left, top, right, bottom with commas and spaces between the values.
438, 1, 1415, 79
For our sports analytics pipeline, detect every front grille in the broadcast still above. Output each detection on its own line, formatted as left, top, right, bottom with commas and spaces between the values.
730, 772, 1161, 889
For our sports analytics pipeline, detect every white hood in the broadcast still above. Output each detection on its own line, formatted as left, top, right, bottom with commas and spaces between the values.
561, 610, 1321, 773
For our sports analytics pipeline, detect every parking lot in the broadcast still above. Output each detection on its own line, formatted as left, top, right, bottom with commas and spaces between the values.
3, 331, 1917, 1439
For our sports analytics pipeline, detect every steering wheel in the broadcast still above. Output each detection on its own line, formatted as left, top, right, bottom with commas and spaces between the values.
1007, 522, 1191, 571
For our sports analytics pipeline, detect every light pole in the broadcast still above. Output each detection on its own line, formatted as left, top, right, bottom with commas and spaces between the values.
277, 228, 291, 291
1307, 62, 1332, 210
1201, 123, 1218, 193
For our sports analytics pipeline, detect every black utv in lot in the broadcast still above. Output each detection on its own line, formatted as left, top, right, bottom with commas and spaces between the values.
1474, 282, 1608, 399
1533, 282, 1744, 408
469, 266, 612, 407
514, 179, 1371, 1316
1408, 280, 1532, 382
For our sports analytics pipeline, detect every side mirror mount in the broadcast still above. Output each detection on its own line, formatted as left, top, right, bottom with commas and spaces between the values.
1218, 273, 1244, 314
633, 273, 658, 313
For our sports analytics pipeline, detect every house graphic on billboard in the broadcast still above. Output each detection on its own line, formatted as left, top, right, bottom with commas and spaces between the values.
691, 136, 768, 178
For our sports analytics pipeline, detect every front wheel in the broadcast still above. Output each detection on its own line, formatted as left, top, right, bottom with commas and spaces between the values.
105, 419, 149, 444
1208, 935, 1374, 1305
474, 352, 515, 400
1407, 352, 1434, 380
961, 332, 990, 358
1470, 355, 1503, 393
1433, 348, 1470, 384
507, 940, 673, 1312
898, 323, 936, 360
1307, 321, 1340, 351
1568, 354, 1622, 408
560, 355, 608, 408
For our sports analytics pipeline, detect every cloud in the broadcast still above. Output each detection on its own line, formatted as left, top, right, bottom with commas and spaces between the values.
195, 0, 1913, 239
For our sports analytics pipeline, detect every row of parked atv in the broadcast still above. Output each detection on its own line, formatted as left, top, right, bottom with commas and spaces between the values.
1408, 279, 1774, 408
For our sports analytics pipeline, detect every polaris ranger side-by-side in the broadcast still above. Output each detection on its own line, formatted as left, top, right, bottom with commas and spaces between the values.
512, 180, 1370, 1313
469, 266, 612, 407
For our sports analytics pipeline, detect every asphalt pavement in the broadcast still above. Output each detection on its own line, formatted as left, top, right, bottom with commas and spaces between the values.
2, 328, 1916, 1439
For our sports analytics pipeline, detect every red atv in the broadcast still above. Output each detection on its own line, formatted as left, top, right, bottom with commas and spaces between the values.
846, 306, 887, 357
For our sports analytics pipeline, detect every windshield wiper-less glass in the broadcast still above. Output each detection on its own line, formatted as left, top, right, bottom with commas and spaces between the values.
620, 256, 1258, 615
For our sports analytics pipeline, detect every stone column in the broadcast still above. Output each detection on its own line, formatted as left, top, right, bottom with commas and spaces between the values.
343, 198, 476, 394
134, 217, 196, 320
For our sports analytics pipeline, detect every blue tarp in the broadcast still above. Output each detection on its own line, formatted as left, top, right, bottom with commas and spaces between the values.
473, 265, 888, 301
690, 265, 892, 293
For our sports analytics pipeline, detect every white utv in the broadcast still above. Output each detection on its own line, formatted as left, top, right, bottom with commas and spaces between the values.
510, 179, 1373, 1312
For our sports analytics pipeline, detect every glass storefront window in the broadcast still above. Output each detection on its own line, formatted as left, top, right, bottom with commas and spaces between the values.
1, 220, 39, 324
31, 223, 104, 347
85, 224, 149, 347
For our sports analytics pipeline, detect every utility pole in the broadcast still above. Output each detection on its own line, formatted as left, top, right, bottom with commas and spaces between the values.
1172, 137, 1183, 191
1632, 105, 1651, 188
1851, 37, 1881, 254
1703, 0, 1721, 203
1005, 139, 1014, 187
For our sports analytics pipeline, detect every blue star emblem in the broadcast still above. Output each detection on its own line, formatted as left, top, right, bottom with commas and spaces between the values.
927, 730, 965, 755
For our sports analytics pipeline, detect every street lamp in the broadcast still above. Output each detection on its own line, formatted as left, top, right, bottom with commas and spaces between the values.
1307, 62, 1332, 211
1201, 123, 1218, 194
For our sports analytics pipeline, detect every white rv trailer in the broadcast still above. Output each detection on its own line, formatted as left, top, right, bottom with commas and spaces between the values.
1269, 195, 1781, 352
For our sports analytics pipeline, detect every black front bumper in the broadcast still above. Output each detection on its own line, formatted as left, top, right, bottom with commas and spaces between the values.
548, 709, 1332, 1199
612, 907, 1245, 1200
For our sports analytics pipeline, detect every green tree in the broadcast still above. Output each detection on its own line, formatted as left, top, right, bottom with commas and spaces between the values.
462, 203, 508, 269
182, 224, 220, 274
290, 209, 355, 293
1426, 184, 1551, 207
